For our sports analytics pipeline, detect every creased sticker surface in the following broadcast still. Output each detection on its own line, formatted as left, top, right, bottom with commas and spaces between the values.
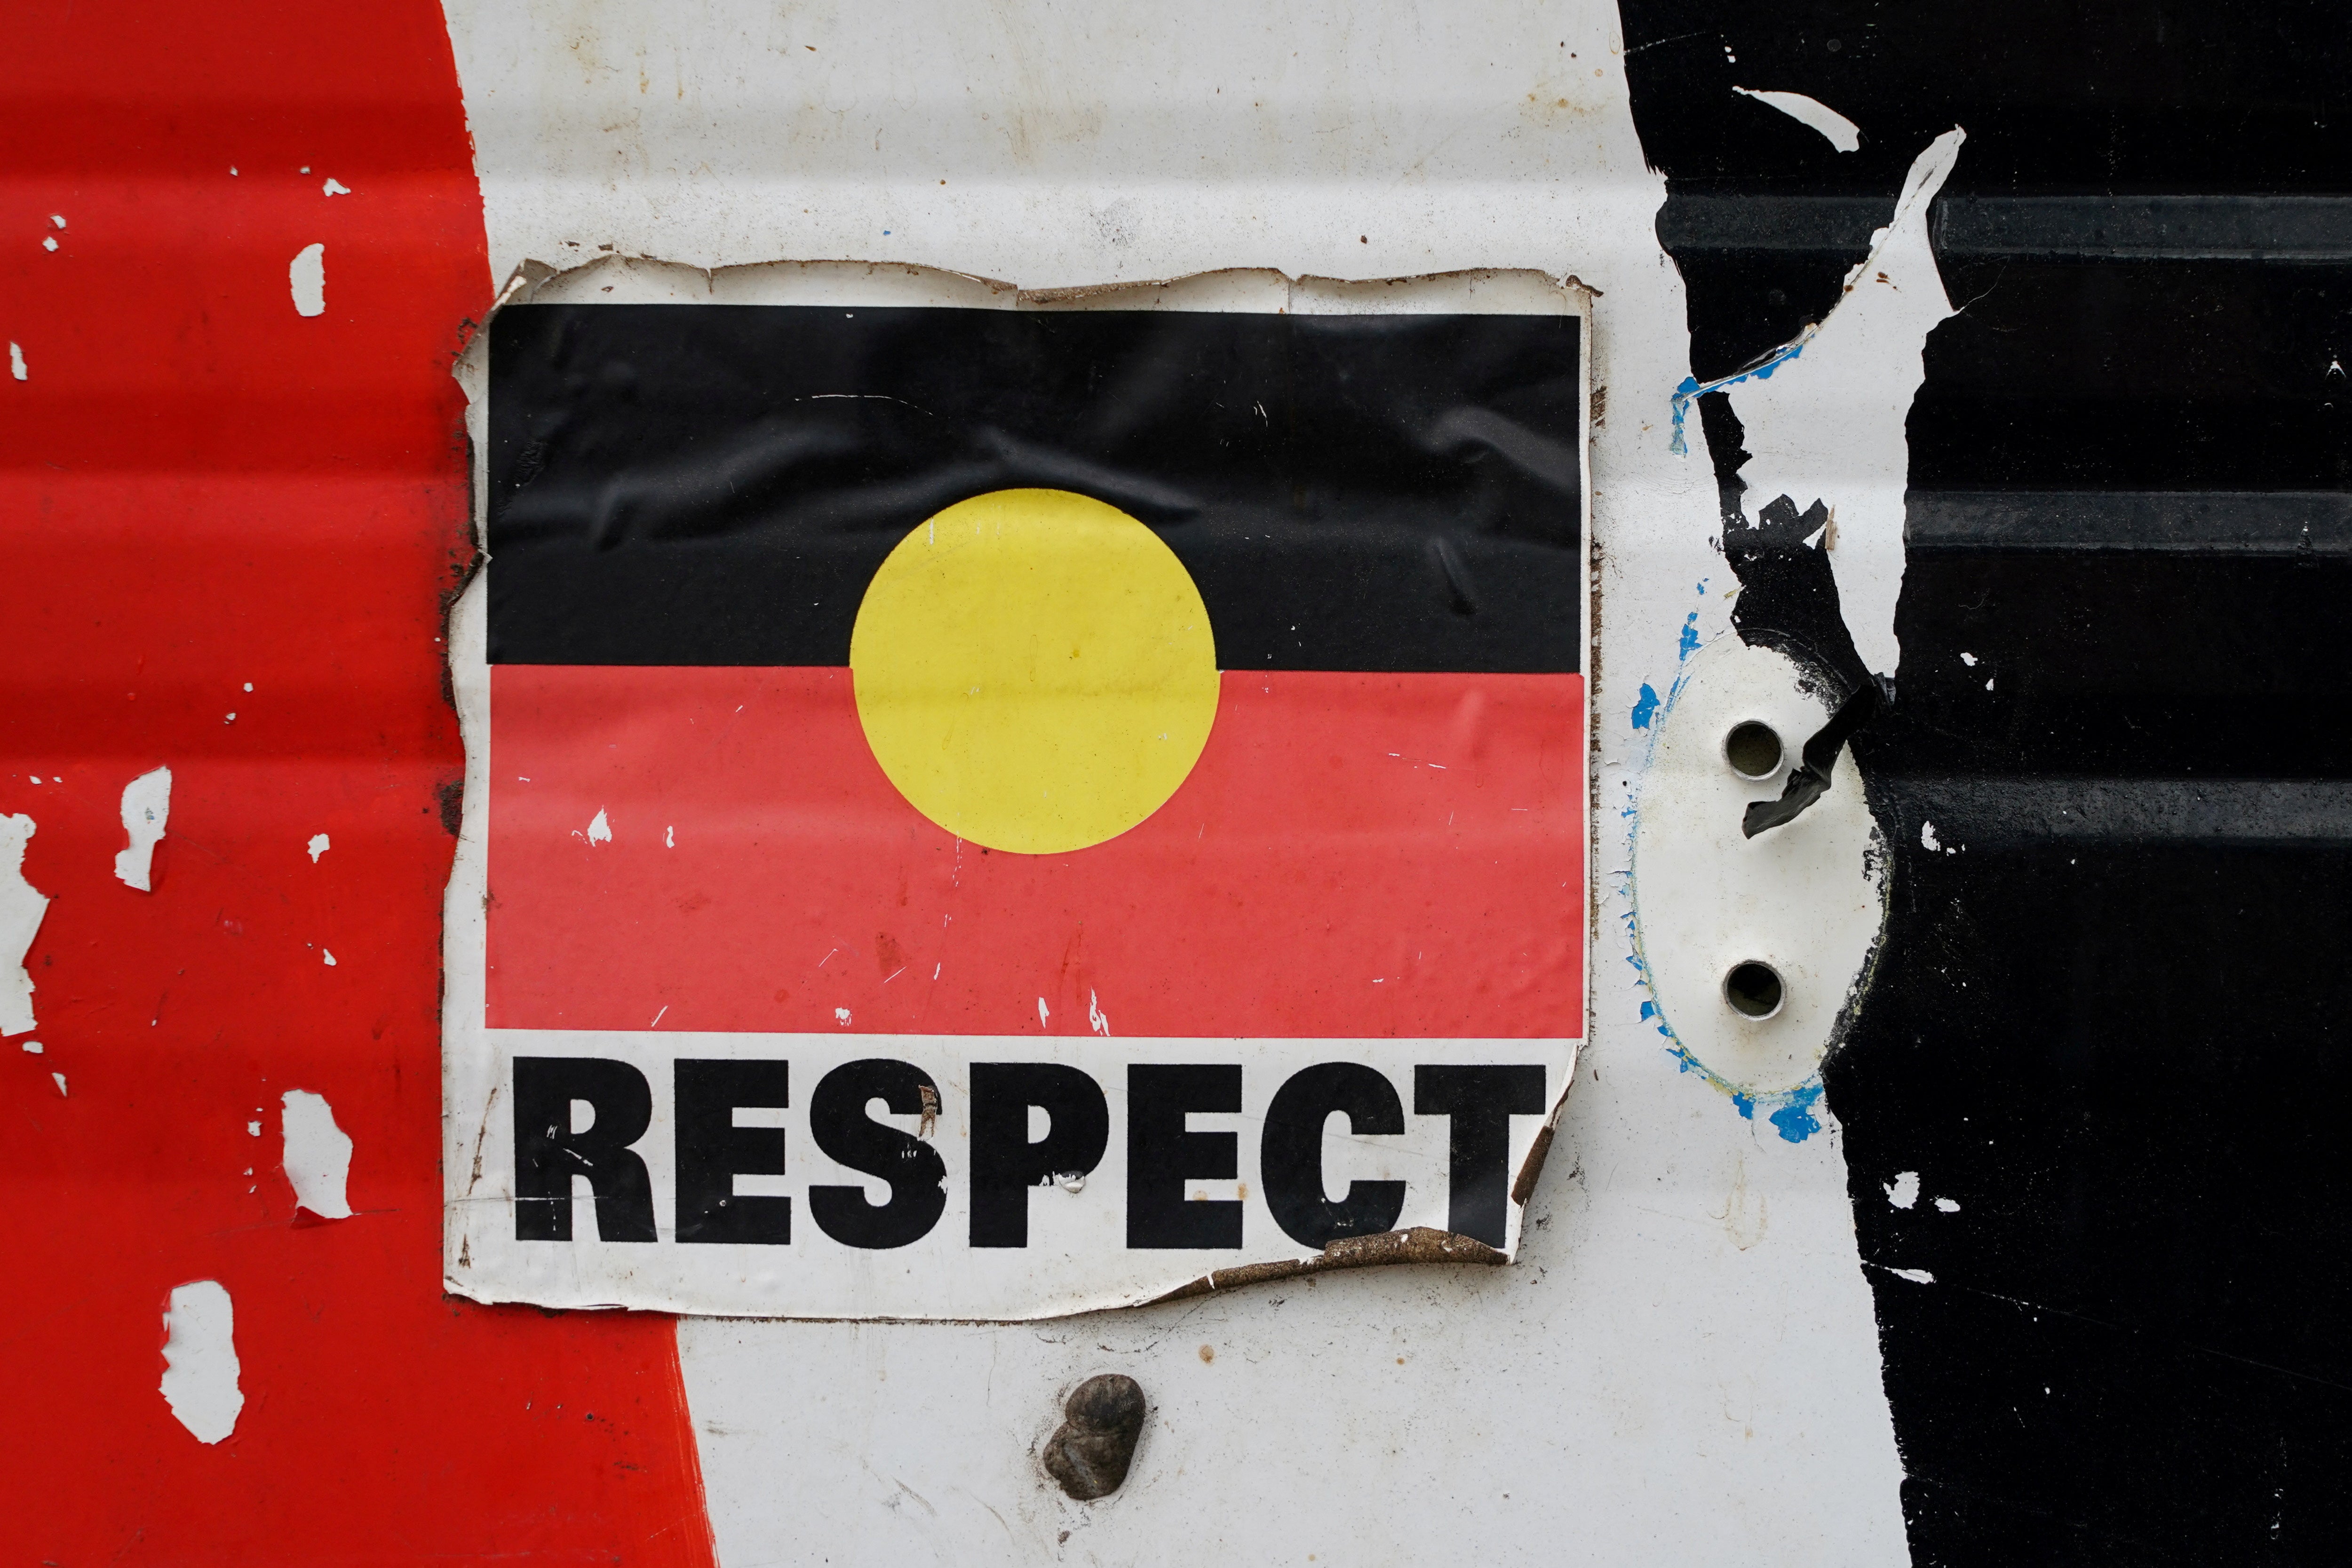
445, 264, 1589, 1319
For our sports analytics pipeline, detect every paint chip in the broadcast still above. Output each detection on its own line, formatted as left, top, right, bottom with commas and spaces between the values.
280, 1089, 354, 1219
322, 950, 336, 967
1888, 1267, 1935, 1285
51, 1071, 66, 1096
114, 765, 172, 891
307, 833, 329, 863
50, 215, 65, 229
1920, 820, 1941, 852
8, 342, 24, 381
21, 1040, 40, 1054
1731, 86, 1853, 151
0, 813, 49, 1036
1732, 86, 1863, 152
247, 1120, 261, 1136
1089, 989, 1111, 1037
41, 237, 57, 252
1959, 652, 1977, 667
1933, 1196, 1960, 1213
1038, 997, 1051, 1028
834, 1006, 851, 1026
322, 178, 350, 196
665, 825, 675, 848
289, 242, 325, 318
1885, 1170, 1920, 1209
580, 808, 612, 845
160, 1281, 244, 1444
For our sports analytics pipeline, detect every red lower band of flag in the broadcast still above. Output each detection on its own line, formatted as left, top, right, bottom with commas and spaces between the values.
488, 666, 1584, 1039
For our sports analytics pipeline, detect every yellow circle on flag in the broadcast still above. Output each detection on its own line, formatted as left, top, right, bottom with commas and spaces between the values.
849, 488, 1221, 855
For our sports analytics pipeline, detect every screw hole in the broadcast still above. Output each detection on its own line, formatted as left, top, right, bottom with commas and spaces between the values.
1724, 721, 1784, 779
1723, 961, 1784, 1019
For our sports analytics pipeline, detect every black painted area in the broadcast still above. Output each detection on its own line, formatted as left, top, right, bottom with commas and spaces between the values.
486, 304, 1582, 672
1621, 0, 2352, 1561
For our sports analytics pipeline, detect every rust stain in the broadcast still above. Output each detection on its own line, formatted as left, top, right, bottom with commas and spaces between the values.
1143, 1226, 1506, 1306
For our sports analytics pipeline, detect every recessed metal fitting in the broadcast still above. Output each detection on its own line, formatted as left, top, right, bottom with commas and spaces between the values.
1043, 1373, 1147, 1501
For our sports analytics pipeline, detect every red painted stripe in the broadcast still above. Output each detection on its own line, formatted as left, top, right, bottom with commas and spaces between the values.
1, 5, 713, 1563
489, 666, 1585, 1039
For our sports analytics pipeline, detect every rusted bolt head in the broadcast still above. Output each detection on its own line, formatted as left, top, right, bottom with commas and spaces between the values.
1042, 1373, 1146, 1501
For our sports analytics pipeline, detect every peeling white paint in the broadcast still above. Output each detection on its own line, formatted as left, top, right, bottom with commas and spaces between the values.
50, 1071, 66, 1096
1732, 87, 1861, 152
113, 765, 172, 892
579, 807, 611, 845
1885, 1171, 1920, 1209
323, 177, 351, 196
1088, 989, 1110, 1037
1933, 1196, 1961, 1213
8, 342, 24, 381
322, 949, 336, 967
1920, 820, 1941, 852
159, 1281, 244, 1444
307, 832, 330, 863
290, 242, 326, 317
280, 1089, 354, 1219
0, 814, 50, 1036
1888, 1267, 1935, 1286
1717, 128, 1967, 680
833, 1006, 851, 1026
20, 1040, 40, 1054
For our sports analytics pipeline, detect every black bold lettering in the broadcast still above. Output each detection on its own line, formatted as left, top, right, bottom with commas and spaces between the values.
969, 1063, 1110, 1247
808, 1059, 947, 1249
1127, 1064, 1244, 1250
1413, 1065, 1547, 1247
513, 1056, 657, 1242
675, 1059, 792, 1245
1261, 1062, 1407, 1248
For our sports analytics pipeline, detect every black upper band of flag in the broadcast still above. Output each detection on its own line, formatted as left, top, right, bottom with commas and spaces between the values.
487, 304, 1584, 673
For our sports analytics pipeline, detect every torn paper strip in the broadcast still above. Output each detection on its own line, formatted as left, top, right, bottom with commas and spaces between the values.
1733, 87, 1862, 153
1704, 128, 1966, 679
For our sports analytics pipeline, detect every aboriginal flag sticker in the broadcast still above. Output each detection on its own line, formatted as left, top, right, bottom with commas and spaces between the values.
444, 266, 1590, 1320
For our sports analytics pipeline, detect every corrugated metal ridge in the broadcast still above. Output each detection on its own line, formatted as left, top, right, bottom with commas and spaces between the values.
1906, 491, 2352, 551
1661, 193, 2352, 260
1872, 777, 2352, 845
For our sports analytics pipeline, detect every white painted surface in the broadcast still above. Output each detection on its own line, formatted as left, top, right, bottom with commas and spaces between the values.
441, 0, 1909, 1559
1630, 638, 1887, 1097
1734, 86, 1863, 152
159, 1280, 244, 1444
1720, 130, 1966, 679
281, 1089, 355, 1220
289, 242, 325, 318
114, 764, 172, 891
0, 813, 50, 1036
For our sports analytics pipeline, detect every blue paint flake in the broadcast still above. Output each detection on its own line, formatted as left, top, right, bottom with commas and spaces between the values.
1770, 1085, 1825, 1143
1630, 683, 1661, 729
1678, 612, 1700, 660
1667, 331, 1812, 455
